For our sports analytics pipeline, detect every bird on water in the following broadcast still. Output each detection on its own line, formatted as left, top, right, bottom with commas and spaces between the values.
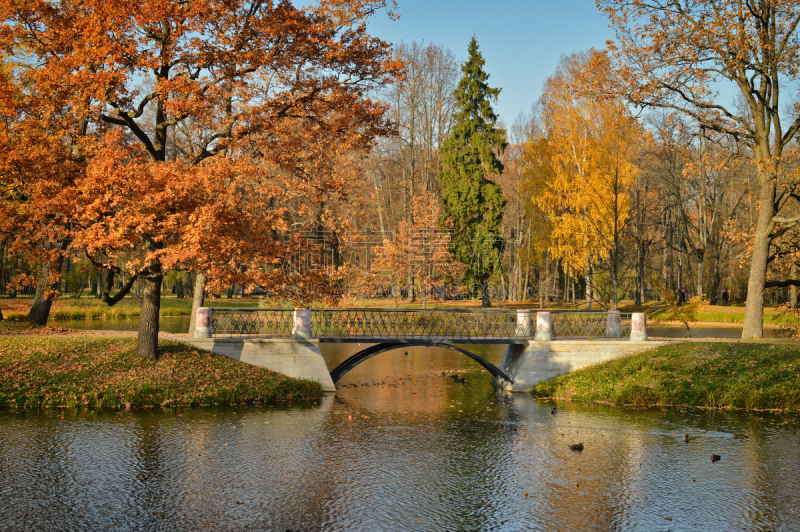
551, 408, 557, 415
684, 434, 690, 443
711, 454, 721, 462
570, 443, 584, 451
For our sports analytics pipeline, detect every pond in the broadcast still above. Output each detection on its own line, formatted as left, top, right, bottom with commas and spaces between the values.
1, 344, 798, 531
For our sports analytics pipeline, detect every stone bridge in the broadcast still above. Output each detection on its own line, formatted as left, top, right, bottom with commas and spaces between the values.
183, 308, 666, 392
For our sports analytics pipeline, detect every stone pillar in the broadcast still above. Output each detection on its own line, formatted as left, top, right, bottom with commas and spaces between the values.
605, 310, 622, 338
630, 312, 647, 342
535, 311, 552, 341
193, 307, 213, 338
292, 308, 313, 338
515, 310, 532, 337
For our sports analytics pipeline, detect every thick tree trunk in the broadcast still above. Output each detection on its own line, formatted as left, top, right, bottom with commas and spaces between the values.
188, 272, 206, 336
742, 176, 775, 338
711, 264, 722, 306
27, 254, 65, 325
695, 251, 705, 299
137, 273, 163, 360
481, 282, 491, 308
176, 273, 185, 298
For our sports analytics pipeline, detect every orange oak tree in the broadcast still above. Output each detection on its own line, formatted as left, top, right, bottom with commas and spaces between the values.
0, 0, 401, 358
598, 0, 800, 337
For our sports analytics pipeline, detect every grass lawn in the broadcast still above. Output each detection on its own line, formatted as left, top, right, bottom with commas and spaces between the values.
0, 326, 322, 409
532, 341, 800, 410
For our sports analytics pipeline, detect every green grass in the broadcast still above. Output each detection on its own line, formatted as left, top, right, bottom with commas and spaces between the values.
532, 341, 800, 410
0, 333, 322, 409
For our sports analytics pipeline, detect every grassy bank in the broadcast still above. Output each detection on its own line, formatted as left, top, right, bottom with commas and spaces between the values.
0, 333, 322, 409
532, 342, 800, 410
0, 296, 261, 321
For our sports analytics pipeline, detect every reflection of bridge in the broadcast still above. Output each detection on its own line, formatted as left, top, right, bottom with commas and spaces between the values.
184, 308, 663, 392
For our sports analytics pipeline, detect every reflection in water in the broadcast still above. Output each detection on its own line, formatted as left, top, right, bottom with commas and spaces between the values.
0, 344, 798, 531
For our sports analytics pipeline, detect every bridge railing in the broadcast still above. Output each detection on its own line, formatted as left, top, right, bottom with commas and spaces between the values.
210, 308, 295, 337
201, 308, 640, 341
313, 308, 524, 340
550, 311, 632, 339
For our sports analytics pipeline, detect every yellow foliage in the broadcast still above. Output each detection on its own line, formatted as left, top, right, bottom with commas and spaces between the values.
525, 50, 645, 275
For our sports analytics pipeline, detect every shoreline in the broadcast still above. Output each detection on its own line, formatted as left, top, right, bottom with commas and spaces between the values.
532, 341, 800, 411
0, 331, 322, 409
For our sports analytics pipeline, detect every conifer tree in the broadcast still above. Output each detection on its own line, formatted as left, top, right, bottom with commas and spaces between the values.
438, 37, 506, 307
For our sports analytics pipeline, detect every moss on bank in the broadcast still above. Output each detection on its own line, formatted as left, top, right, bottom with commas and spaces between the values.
532, 342, 800, 410
0, 335, 322, 409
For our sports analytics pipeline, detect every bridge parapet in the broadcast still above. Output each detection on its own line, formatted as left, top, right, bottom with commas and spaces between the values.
196, 307, 643, 341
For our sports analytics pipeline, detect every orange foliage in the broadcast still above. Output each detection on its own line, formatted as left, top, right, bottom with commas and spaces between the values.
0, 0, 401, 354
373, 195, 464, 306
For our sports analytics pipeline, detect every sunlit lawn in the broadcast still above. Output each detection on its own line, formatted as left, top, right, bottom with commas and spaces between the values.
0, 330, 321, 409
533, 341, 800, 410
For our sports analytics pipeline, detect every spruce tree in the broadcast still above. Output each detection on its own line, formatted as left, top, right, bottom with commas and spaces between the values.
438, 37, 506, 307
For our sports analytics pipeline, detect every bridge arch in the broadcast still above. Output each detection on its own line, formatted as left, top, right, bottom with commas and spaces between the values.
329, 342, 514, 384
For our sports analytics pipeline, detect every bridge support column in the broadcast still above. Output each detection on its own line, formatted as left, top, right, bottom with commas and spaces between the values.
630, 312, 647, 342
292, 308, 313, 338
535, 311, 552, 341
181, 338, 336, 392
193, 307, 213, 338
494, 339, 670, 393
515, 310, 532, 336
605, 310, 622, 337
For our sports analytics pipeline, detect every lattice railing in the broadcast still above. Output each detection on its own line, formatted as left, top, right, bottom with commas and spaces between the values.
313, 308, 522, 340
207, 308, 632, 340
211, 308, 294, 337
551, 311, 632, 339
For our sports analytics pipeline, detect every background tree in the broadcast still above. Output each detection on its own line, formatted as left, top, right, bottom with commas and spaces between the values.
438, 37, 506, 307
530, 50, 644, 309
598, 0, 800, 337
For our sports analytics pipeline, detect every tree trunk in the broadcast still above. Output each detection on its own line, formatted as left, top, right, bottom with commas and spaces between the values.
188, 272, 206, 336
711, 265, 722, 306
585, 267, 592, 310
481, 282, 491, 308
136, 273, 163, 360
635, 246, 644, 306
176, 273, 185, 298
742, 176, 775, 339
695, 250, 705, 299
27, 254, 65, 325
791, 262, 798, 308
0, 241, 6, 295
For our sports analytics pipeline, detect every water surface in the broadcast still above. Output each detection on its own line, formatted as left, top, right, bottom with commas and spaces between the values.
1, 344, 798, 531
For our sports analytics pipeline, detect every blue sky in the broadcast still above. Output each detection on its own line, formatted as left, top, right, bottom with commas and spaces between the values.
368, 0, 615, 126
